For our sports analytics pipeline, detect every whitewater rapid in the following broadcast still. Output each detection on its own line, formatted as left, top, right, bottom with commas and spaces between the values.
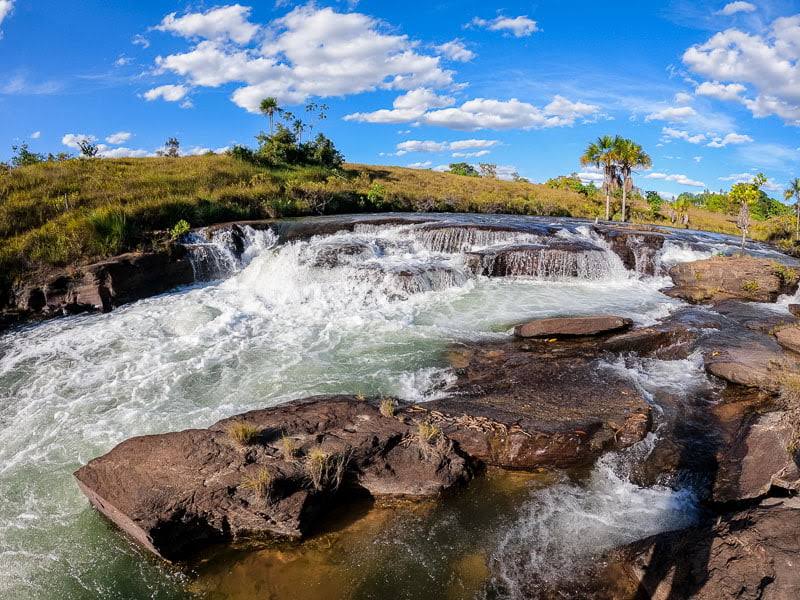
0, 216, 782, 598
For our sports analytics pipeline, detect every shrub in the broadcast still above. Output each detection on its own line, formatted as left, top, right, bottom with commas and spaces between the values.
227, 422, 261, 446
169, 219, 191, 240
242, 468, 274, 499
417, 420, 441, 444
379, 398, 396, 418
741, 280, 760, 294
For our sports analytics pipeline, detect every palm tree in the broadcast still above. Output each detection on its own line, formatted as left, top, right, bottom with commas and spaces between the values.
614, 138, 652, 222
581, 135, 618, 221
259, 97, 280, 134
785, 178, 800, 241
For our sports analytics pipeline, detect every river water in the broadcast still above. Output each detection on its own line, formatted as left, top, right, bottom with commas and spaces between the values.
0, 215, 790, 599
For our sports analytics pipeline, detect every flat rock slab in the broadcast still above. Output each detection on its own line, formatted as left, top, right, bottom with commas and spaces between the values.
666, 256, 799, 304
775, 324, 800, 354
74, 396, 470, 561
422, 343, 651, 469
703, 336, 786, 392
514, 315, 632, 339
713, 411, 800, 503
612, 497, 800, 600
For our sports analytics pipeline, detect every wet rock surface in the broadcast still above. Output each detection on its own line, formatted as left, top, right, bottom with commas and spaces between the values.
74, 395, 470, 561
665, 256, 799, 304
593, 226, 667, 276
514, 315, 632, 339
464, 240, 611, 278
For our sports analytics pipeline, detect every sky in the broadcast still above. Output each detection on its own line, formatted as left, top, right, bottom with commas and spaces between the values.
1, 0, 799, 199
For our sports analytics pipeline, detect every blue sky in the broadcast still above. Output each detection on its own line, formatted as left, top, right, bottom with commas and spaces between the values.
1, 0, 799, 198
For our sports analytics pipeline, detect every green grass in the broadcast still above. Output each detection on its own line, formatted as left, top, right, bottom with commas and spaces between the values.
1, 154, 795, 305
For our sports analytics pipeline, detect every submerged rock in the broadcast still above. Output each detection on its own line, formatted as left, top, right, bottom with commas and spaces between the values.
612, 497, 800, 600
514, 315, 632, 339
665, 256, 799, 304
74, 396, 470, 561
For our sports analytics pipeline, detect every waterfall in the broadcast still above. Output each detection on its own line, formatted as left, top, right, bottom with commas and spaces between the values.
183, 225, 277, 281
416, 226, 541, 253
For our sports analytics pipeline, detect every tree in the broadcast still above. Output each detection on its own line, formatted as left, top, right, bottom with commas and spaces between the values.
78, 139, 99, 158
448, 162, 479, 177
165, 137, 180, 157
478, 163, 497, 178
580, 135, 619, 221
645, 190, 663, 213
737, 199, 750, 253
614, 138, 651, 222
259, 97, 281, 134
10, 143, 45, 167
730, 173, 766, 252
305, 133, 343, 169
784, 178, 800, 241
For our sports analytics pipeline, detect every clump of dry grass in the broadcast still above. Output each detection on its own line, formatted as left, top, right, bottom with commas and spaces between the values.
304, 446, 352, 492
279, 433, 298, 462
242, 467, 274, 500
414, 419, 452, 460
379, 398, 396, 418
227, 422, 261, 446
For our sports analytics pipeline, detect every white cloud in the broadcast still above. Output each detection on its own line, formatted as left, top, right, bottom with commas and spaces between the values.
105, 131, 132, 145
155, 5, 454, 113
0, 0, 13, 32
706, 132, 753, 147
683, 15, 800, 125
98, 146, 151, 158
30, 130, 41, 139
662, 127, 706, 144
62, 133, 96, 150
371, 95, 599, 131
407, 161, 432, 169
155, 4, 260, 44
435, 39, 475, 62
717, 2, 757, 16
132, 34, 150, 48
115, 55, 133, 67
695, 81, 746, 101
577, 171, 605, 185
645, 172, 706, 187
344, 88, 455, 124
452, 150, 491, 158
694, 156, 703, 162
645, 106, 697, 122
674, 92, 693, 104
470, 15, 538, 38
720, 171, 781, 191
143, 84, 190, 102
395, 138, 498, 155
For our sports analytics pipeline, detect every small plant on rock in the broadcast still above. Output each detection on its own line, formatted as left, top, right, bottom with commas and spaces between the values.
379, 398, 396, 418
741, 280, 760, 295
279, 433, 298, 462
227, 422, 261, 446
169, 219, 191, 240
304, 447, 351, 492
242, 467, 274, 500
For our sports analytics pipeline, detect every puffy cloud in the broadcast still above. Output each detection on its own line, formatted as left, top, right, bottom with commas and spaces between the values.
0, 0, 12, 31
674, 92, 693, 104
344, 88, 455, 123
30, 130, 41, 139
645, 106, 697, 122
695, 81, 746, 101
683, 15, 800, 125
155, 4, 259, 44
395, 138, 498, 155
105, 131, 132, 145
470, 15, 538, 38
706, 132, 753, 147
407, 161, 432, 169
155, 5, 454, 112
720, 172, 781, 191
645, 172, 706, 187
662, 127, 706, 144
577, 171, 605, 185
143, 84, 190, 102
717, 2, 757, 16
132, 34, 150, 48
62, 133, 96, 150
451, 149, 491, 158
98, 147, 151, 158
435, 39, 475, 62
367, 95, 599, 131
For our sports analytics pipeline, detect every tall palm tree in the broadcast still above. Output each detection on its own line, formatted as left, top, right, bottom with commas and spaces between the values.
614, 138, 652, 223
259, 97, 280, 134
785, 178, 800, 241
580, 135, 619, 221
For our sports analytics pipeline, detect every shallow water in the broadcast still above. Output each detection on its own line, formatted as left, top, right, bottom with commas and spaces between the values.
0, 215, 768, 598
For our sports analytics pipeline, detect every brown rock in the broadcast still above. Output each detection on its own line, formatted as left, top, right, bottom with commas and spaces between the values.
665, 256, 799, 304
613, 497, 800, 600
775, 324, 800, 354
464, 240, 609, 278
713, 411, 800, 503
74, 395, 470, 561
514, 315, 632, 339
703, 338, 786, 392
594, 226, 667, 275
789, 303, 800, 317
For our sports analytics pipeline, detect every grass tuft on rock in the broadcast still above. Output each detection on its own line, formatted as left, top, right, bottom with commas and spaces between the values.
304, 447, 351, 492
242, 467, 274, 500
379, 398, 396, 418
227, 422, 261, 446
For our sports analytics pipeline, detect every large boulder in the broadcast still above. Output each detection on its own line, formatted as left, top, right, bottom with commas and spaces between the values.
775, 324, 800, 354
613, 497, 800, 600
594, 226, 667, 276
514, 315, 632, 339
713, 411, 800, 503
74, 396, 470, 561
422, 343, 652, 469
703, 336, 786, 392
665, 256, 800, 304
13, 249, 195, 316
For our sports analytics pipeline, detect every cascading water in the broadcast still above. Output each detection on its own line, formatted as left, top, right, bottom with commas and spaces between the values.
0, 216, 735, 599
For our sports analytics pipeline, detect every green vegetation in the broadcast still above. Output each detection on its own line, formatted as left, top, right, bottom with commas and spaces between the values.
741, 280, 760, 294
379, 398, 396, 418
169, 219, 191, 240
227, 422, 261, 446
447, 162, 479, 177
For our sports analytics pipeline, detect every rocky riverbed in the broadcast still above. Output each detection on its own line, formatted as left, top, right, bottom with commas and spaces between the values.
3, 214, 800, 599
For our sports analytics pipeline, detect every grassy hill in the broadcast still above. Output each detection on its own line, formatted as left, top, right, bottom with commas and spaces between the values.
0, 154, 792, 297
